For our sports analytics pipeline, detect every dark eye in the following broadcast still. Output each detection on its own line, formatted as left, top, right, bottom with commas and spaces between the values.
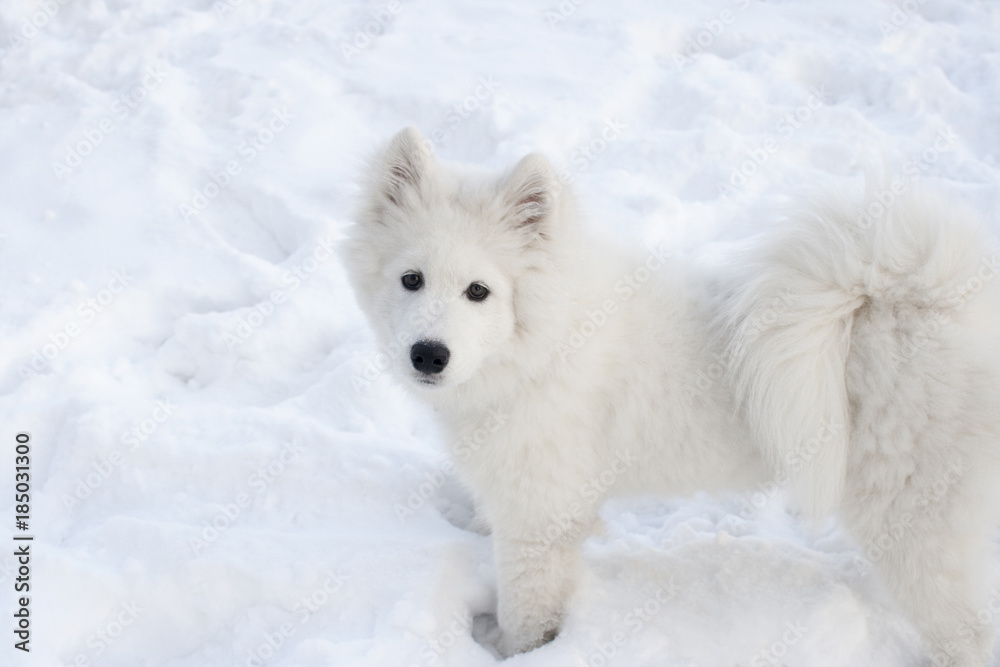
401, 272, 423, 291
466, 282, 489, 302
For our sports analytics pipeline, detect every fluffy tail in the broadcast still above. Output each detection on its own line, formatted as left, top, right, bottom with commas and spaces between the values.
718, 177, 994, 518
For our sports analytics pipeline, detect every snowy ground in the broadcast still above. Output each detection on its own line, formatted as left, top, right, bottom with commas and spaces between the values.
2, 0, 999, 665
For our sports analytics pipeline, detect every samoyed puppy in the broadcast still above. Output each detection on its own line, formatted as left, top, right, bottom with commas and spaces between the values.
343, 127, 1000, 666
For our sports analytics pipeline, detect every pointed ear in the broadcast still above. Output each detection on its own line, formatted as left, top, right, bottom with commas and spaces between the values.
377, 126, 432, 208
501, 154, 558, 230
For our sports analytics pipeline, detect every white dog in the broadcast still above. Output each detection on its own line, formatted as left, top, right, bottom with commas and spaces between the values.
343, 127, 1000, 665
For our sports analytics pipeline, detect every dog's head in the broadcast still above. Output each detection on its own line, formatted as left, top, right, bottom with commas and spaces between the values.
344, 127, 566, 393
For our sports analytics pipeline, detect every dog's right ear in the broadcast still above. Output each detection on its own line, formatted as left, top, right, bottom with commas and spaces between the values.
373, 127, 432, 210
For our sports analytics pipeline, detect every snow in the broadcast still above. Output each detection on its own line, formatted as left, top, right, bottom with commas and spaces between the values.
1, 0, 999, 665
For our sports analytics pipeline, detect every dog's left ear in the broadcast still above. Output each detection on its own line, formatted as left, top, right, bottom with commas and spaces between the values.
501, 154, 559, 235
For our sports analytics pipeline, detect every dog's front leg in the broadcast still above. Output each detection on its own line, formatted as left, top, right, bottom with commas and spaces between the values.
492, 528, 585, 657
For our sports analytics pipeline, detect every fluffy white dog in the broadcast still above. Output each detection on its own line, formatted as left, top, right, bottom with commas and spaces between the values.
344, 127, 1000, 665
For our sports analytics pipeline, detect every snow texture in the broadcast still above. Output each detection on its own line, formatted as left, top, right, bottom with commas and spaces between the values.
1, 0, 998, 666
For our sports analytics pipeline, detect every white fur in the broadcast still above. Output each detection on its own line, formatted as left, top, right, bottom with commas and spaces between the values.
343, 128, 1000, 665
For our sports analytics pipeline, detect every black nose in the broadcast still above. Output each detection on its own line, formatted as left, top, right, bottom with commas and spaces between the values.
410, 341, 450, 375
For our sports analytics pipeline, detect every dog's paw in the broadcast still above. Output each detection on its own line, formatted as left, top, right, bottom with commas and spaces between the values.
471, 613, 551, 659
490, 624, 559, 658
471, 613, 503, 657
494, 630, 522, 660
